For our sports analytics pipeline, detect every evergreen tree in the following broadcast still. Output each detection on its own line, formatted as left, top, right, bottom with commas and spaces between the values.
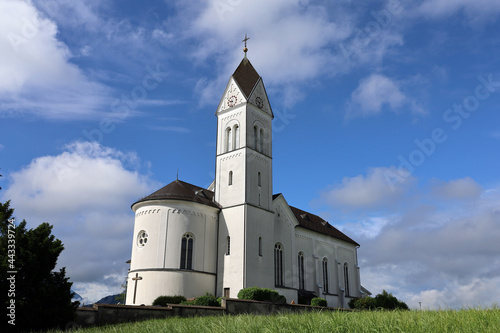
1, 175, 79, 332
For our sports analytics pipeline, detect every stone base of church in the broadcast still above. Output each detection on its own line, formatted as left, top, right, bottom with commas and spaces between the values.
75, 298, 352, 328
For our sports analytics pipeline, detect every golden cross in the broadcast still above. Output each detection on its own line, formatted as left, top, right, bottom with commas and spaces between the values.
242, 34, 250, 55
242, 33, 250, 48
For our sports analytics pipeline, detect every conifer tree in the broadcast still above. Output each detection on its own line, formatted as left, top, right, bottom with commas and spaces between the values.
1, 172, 79, 332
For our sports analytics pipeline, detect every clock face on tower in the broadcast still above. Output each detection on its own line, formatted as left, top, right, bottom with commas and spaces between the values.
255, 96, 264, 109
227, 95, 238, 108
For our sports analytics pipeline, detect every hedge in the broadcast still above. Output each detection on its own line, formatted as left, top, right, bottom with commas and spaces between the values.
152, 295, 187, 306
311, 297, 327, 307
237, 287, 287, 304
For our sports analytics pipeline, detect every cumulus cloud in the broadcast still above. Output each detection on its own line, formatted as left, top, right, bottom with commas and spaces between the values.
431, 177, 483, 200
319, 170, 500, 309
347, 74, 424, 118
0, 0, 110, 119
175, 0, 406, 107
416, 0, 500, 25
2, 141, 158, 301
319, 166, 416, 210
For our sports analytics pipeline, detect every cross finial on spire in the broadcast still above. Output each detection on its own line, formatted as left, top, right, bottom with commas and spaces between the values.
242, 33, 250, 57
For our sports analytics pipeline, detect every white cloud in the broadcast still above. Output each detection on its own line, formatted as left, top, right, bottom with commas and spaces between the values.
319, 166, 416, 210
321, 170, 500, 309
179, 0, 378, 107
416, 0, 500, 25
34, 0, 102, 32
432, 177, 483, 200
348, 74, 409, 117
406, 277, 500, 309
0, 0, 111, 119
2, 141, 159, 302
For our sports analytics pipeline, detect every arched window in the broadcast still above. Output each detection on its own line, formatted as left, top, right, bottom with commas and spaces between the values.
298, 251, 305, 290
228, 171, 233, 186
322, 258, 329, 294
254, 125, 258, 150
258, 172, 261, 187
233, 124, 240, 149
225, 127, 232, 152
344, 262, 350, 296
274, 243, 283, 286
259, 128, 264, 152
180, 233, 194, 270
226, 236, 230, 255
258, 237, 262, 256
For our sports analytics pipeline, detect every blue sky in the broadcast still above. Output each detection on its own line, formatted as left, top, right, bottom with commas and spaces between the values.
1, 0, 499, 308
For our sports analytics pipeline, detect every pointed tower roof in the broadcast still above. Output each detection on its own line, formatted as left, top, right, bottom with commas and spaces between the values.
132, 179, 220, 209
232, 58, 260, 98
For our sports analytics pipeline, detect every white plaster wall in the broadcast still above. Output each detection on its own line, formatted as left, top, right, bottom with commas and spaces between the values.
126, 270, 216, 305
215, 152, 246, 207
244, 206, 274, 290
129, 206, 164, 270
295, 234, 317, 292
126, 200, 219, 305
272, 202, 297, 290
295, 227, 360, 299
218, 206, 245, 298
216, 105, 247, 155
246, 150, 272, 210
247, 107, 272, 157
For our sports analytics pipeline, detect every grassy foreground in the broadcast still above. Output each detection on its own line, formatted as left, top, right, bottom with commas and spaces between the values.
54, 308, 499, 333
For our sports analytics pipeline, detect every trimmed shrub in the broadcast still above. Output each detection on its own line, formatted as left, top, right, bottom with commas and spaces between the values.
152, 295, 187, 306
237, 287, 287, 304
311, 297, 327, 307
193, 293, 220, 307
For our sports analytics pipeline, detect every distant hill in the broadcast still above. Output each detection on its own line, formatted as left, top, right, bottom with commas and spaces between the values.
72, 291, 83, 304
96, 294, 123, 305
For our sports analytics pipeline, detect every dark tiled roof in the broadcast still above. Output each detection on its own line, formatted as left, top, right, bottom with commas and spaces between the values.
289, 206, 359, 246
132, 179, 220, 209
232, 58, 260, 98
273, 194, 359, 246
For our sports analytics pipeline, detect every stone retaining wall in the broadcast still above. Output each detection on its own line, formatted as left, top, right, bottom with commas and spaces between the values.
74, 299, 349, 328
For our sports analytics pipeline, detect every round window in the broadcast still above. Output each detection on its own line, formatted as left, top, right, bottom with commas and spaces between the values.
137, 230, 148, 248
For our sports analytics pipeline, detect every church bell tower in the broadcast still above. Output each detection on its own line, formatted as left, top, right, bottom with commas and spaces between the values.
214, 55, 273, 208
214, 38, 275, 297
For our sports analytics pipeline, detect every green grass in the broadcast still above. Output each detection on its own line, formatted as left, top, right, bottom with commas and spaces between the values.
53, 308, 500, 333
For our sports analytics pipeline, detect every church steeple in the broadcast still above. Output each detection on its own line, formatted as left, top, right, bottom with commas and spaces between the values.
214, 39, 276, 296
214, 40, 273, 209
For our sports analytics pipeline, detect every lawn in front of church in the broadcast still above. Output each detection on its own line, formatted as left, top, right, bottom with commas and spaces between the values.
50, 307, 499, 332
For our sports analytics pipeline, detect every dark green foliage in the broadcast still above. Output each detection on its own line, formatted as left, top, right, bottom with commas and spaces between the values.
237, 287, 287, 304
310, 297, 327, 307
153, 295, 187, 306
1, 198, 79, 332
192, 293, 220, 306
349, 290, 409, 310
349, 296, 377, 310
374, 290, 409, 310
180, 300, 196, 305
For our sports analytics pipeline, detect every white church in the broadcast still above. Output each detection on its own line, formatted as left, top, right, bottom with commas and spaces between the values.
125, 45, 368, 308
